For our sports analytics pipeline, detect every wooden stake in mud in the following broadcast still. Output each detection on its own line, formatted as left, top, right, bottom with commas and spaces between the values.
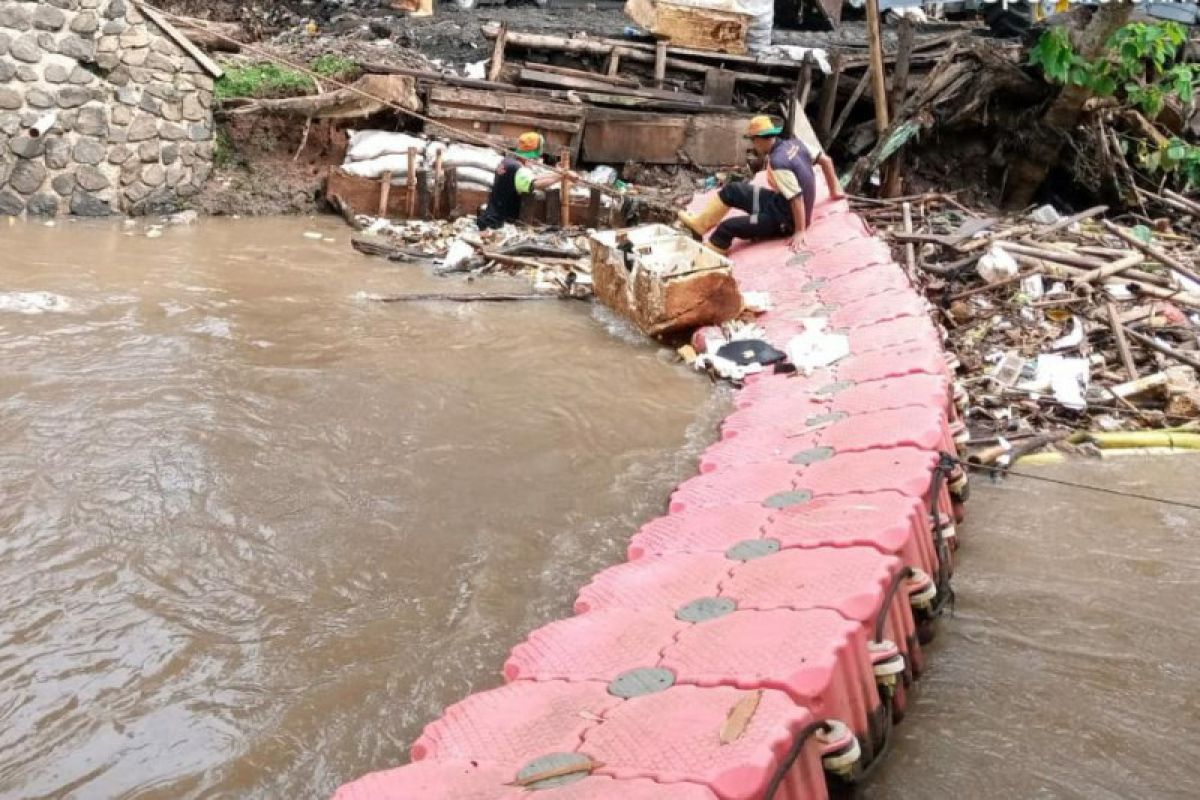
406, 146, 418, 218
431, 149, 444, 219
654, 40, 668, 89
559, 151, 572, 227
606, 50, 621, 77
378, 171, 393, 218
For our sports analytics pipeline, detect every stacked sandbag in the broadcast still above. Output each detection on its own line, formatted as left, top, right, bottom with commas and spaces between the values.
741, 0, 773, 53
341, 131, 506, 192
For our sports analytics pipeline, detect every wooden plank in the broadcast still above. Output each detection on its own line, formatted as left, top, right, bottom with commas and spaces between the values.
426, 104, 582, 133
517, 68, 706, 103
428, 85, 583, 119
829, 68, 870, 144
488, 22, 507, 82
132, 1, 223, 79
655, 40, 668, 89
817, 53, 843, 145
704, 68, 737, 107
606, 51, 621, 77
588, 188, 603, 227
545, 187, 562, 226
521, 61, 640, 89
786, 55, 813, 138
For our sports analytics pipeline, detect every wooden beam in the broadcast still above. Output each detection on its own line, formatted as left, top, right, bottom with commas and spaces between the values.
488, 22, 507, 83
828, 68, 870, 145
606, 51, 621, 77
655, 40, 668, 90
517, 68, 704, 102
817, 53, 844, 145
1106, 301, 1139, 381
133, 0, 223, 78
427, 105, 582, 133
521, 61, 640, 89
560, 151, 571, 227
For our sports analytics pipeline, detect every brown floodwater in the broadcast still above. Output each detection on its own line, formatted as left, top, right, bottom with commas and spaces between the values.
4, 217, 1198, 800
863, 458, 1200, 800
0, 217, 724, 799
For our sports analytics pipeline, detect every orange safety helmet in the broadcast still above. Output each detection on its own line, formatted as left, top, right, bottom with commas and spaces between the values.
744, 115, 783, 139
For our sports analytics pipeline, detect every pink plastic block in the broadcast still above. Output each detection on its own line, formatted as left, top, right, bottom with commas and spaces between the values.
734, 372, 952, 418
576, 551, 733, 614
763, 492, 940, 582
582, 684, 828, 800
410, 681, 621, 764
669, 447, 946, 515
628, 504, 774, 560
504, 607, 683, 681
507, 605, 879, 747
334, 761, 721, 800
710, 406, 952, 463
845, 315, 942, 353
727, 548, 920, 669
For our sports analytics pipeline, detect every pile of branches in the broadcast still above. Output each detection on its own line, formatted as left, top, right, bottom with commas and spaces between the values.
861, 194, 1200, 449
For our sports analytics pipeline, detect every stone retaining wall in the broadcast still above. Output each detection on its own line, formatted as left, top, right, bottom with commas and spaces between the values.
0, 0, 216, 216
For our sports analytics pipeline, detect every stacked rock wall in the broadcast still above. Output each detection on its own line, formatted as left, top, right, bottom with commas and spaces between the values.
0, 0, 215, 216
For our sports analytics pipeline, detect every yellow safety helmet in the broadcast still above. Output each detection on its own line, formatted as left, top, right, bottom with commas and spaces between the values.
745, 115, 783, 139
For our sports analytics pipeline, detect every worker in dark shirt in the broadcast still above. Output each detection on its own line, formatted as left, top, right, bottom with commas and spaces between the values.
678, 115, 844, 253
477, 132, 562, 230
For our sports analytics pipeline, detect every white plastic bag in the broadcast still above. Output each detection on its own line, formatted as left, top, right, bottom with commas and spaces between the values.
785, 318, 850, 375
977, 244, 1018, 283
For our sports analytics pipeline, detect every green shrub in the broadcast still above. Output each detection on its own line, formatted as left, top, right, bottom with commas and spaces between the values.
215, 63, 315, 100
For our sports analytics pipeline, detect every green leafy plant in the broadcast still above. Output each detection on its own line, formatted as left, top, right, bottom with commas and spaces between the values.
1029, 21, 1199, 187
215, 63, 315, 100
310, 54, 361, 82
1029, 21, 1197, 117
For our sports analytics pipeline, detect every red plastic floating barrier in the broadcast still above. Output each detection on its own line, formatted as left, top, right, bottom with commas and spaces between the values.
710, 405, 954, 459
504, 605, 880, 750
411, 681, 829, 800
333, 760, 721, 799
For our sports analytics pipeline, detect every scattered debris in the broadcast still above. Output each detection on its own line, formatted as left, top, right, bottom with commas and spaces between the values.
864, 194, 1200, 461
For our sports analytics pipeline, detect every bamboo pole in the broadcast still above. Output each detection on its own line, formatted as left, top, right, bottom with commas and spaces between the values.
865, 0, 890, 135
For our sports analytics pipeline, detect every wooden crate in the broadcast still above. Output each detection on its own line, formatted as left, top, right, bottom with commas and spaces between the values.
624, 0, 752, 55
424, 85, 586, 160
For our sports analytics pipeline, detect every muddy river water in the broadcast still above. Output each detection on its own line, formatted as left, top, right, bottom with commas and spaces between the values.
2, 217, 1197, 799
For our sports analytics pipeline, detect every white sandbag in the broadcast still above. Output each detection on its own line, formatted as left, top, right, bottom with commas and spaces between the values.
441, 143, 503, 172
741, 0, 773, 54
458, 181, 493, 194
455, 165, 496, 187
346, 130, 428, 162
343, 153, 419, 179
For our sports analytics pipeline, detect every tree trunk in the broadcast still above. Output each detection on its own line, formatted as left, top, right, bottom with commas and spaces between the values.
1003, 4, 1134, 209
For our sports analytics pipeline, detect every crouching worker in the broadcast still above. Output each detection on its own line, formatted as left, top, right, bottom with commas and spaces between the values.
679, 115, 844, 254
477, 132, 563, 231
